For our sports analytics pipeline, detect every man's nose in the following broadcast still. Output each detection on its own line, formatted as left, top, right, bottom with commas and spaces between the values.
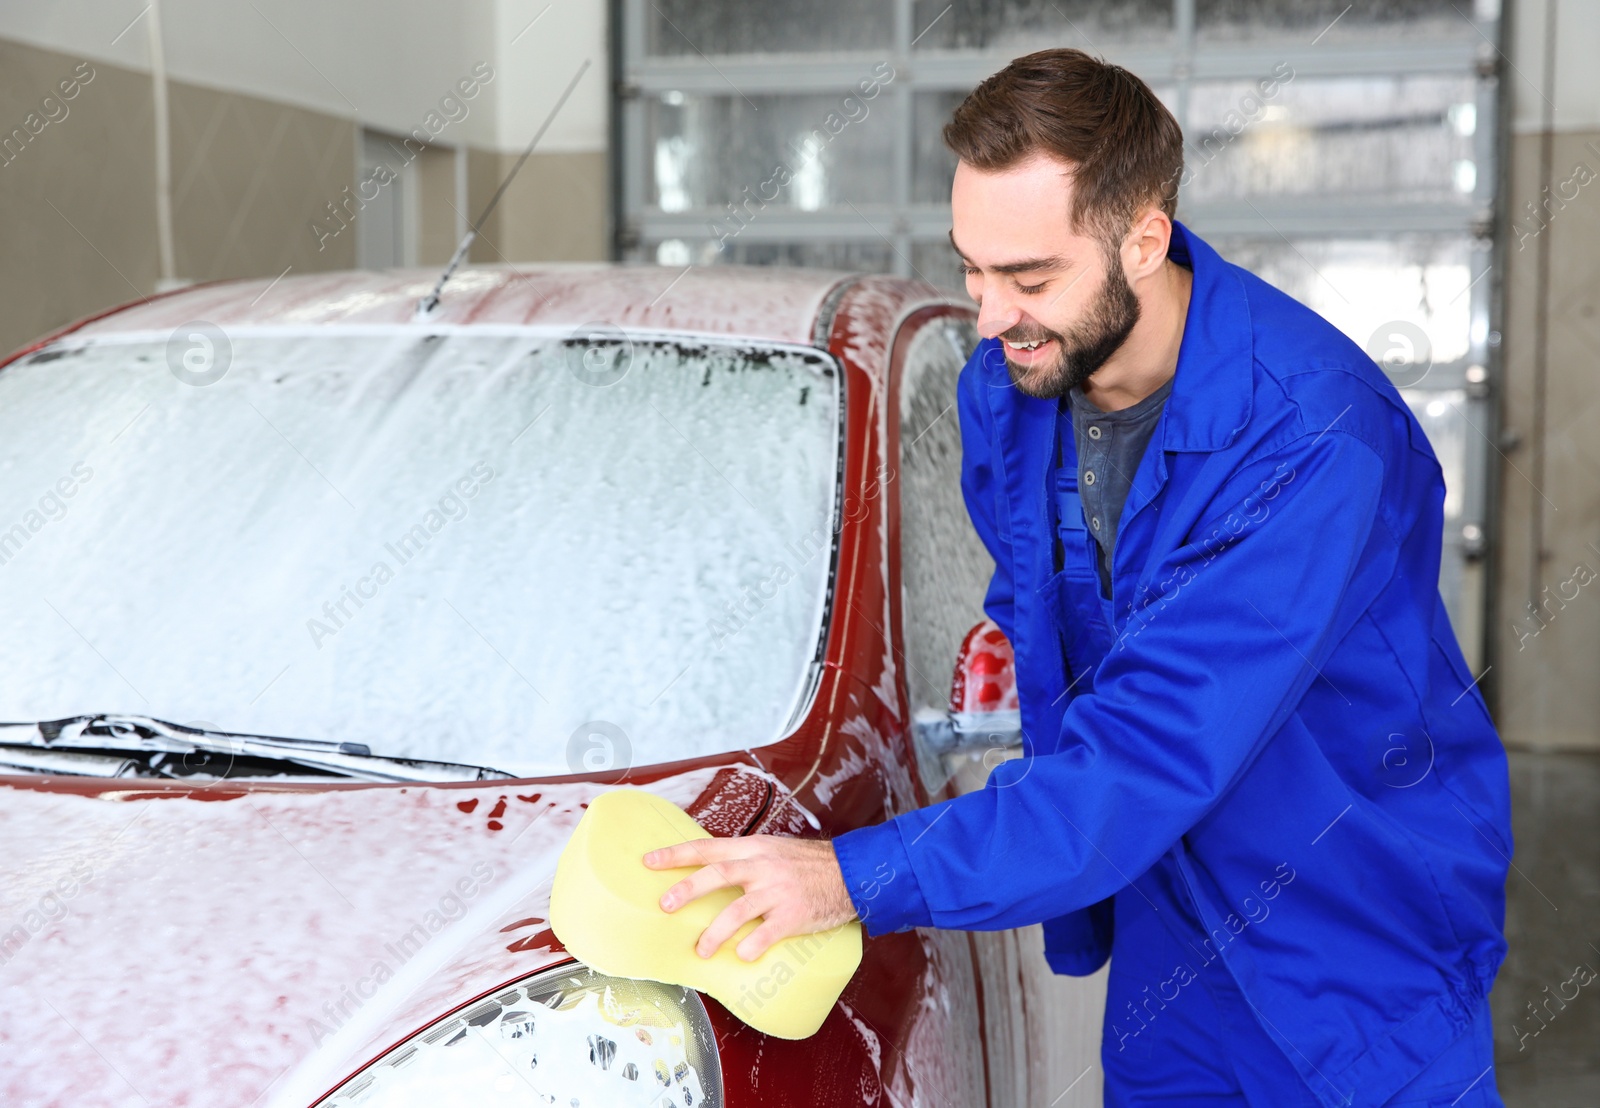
975, 289, 1023, 340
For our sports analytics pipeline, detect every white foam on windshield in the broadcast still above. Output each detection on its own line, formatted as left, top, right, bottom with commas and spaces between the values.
0, 328, 839, 775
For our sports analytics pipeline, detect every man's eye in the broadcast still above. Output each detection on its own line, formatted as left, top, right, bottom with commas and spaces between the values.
1017, 281, 1047, 295
960, 265, 980, 277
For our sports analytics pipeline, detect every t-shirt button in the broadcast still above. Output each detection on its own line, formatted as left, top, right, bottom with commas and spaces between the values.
1087, 425, 1103, 440
1091, 516, 1101, 530
1084, 469, 1096, 485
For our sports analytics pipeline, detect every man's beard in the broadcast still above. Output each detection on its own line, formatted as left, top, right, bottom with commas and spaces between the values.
1002, 248, 1141, 399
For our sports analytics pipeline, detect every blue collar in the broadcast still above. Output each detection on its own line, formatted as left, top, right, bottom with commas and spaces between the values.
1159, 221, 1255, 453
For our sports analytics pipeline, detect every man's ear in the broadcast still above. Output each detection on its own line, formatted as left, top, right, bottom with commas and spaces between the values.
1123, 207, 1174, 282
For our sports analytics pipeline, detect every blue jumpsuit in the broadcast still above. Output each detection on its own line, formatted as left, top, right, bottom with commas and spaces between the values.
833, 222, 1512, 1106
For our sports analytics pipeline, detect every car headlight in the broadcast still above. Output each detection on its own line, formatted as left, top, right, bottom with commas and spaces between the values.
318, 963, 723, 1107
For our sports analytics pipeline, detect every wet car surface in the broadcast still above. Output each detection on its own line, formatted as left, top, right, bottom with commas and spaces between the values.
0, 263, 1027, 1106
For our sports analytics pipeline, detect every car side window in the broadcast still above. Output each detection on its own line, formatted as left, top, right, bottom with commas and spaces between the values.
896, 316, 994, 732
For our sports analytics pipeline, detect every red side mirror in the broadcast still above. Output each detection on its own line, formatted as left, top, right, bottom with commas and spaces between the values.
912, 619, 1023, 776
949, 619, 1019, 729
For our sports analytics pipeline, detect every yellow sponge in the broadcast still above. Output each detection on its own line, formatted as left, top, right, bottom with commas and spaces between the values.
549, 788, 862, 1039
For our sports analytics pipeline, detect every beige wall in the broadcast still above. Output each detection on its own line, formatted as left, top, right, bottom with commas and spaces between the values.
1493, 128, 1600, 750
465, 146, 507, 266
1489, 0, 1600, 751
0, 38, 358, 356
488, 150, 608, 262
0, 40, 162, 355
0, 36, 610, 359
167, 78, 357, 283
461, 148, 607, 265
0, 0, 505, 152
415, 145, 461, 267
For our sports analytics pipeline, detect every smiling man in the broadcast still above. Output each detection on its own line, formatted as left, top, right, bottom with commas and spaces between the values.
645, 48, 1513, 1106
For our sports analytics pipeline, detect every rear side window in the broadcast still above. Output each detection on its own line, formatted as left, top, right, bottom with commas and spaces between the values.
895, 317, 992, 719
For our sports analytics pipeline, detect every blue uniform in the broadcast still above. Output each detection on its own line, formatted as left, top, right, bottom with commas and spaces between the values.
832, 222, 1512, 1106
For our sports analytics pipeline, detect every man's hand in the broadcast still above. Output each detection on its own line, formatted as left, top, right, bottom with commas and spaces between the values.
643, 835, 857, 962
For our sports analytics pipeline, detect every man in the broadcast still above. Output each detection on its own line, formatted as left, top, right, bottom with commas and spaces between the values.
645, 49, 1512, 1106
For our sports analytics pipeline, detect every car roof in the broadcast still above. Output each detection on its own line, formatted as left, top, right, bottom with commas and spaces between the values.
69, 264, 865, 347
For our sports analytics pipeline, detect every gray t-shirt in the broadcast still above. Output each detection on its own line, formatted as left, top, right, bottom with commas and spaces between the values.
1065, 374, 1174, 597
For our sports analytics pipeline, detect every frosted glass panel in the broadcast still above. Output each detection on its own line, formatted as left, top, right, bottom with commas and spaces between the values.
650, 238, 896, 273
647, 0, 893, 55
912, 240, 966, 293
1197, 0, 1470, 43
1203, 235, 1475, 369
731, 240, 897, 271
649, 93, 896, 212
914, 86, 1180, 205
1183, 76, 1477, 203
1401, 387, 1471, 632
1402, 388, 1469, 521
911, 0, 1172, 50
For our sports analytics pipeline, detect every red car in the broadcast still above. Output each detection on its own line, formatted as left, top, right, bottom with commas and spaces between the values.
0, 264, 1096, 1106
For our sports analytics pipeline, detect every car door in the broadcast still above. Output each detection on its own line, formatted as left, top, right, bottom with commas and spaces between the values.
888, 309, 1109, 1108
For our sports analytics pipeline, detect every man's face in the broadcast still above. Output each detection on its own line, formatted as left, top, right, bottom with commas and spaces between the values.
950, 154, 1140, 398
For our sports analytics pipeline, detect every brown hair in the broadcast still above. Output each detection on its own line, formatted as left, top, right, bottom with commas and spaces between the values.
943, 48, 1183, 247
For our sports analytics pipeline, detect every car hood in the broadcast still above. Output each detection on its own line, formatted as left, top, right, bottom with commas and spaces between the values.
0, 763, 776, 1107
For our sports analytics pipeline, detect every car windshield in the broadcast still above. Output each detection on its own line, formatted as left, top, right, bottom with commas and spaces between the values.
0, 326, 840, 777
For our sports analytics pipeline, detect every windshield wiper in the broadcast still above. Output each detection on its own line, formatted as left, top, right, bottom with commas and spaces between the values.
0, 715, 513, 782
